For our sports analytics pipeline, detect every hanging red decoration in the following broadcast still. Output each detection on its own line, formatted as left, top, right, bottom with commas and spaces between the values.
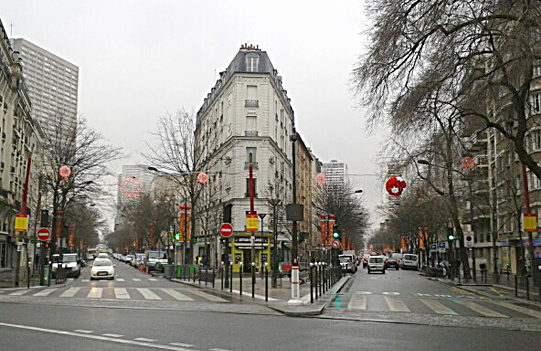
385, 175, 407, 197
461, 156, 475, 170
59, 165, 71, 178
197, 172, 209, 185
315, 173, 326, 186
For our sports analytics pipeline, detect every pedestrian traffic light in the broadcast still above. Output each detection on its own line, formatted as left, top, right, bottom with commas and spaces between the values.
333, 225, 341, 239
447, 227, 455, 241
175, 233, 180, 241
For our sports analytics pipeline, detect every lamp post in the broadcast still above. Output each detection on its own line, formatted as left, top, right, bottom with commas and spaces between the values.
259, 213, 266, 277
290, 132, 299, 266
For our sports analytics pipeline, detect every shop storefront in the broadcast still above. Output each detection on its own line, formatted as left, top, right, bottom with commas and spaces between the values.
231, 233, 272, 273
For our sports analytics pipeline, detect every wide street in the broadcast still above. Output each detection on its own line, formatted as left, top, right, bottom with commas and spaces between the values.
1, 260, 540, 350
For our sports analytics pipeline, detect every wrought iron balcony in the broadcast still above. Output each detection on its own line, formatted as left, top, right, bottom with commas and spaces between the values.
245, 99, 259, 107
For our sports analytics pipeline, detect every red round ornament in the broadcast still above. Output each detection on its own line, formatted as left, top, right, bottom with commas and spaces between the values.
385, 175, 407, 197
197, 172, 209, 185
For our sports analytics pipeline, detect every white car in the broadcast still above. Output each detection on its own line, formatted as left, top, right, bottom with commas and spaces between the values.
96, 253, 110, 259
90, 259, 115, 280
400, 254, 419, 270
367, 256, 386, 274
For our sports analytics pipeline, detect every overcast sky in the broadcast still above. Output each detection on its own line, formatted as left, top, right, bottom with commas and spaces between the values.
0, 0, 387, 229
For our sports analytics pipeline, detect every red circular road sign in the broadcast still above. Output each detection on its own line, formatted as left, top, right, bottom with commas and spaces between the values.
37, 228, 51, 241
332, 239, 341, 249
220, 223, 233, 238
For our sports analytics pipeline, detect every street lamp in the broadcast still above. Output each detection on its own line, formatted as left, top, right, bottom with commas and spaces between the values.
290, 132, 299, 266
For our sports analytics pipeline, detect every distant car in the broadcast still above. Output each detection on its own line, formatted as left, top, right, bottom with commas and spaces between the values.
146, 250, 168, 272
362, 254, 370, 268
400, 254, 419, 270
90, 259, 115, 280
367, 256, 386, 274
125, 254, 135, 264
96, 253, 110, 259
51, 253, 81, 278
386, 253, 402, 270
132, 253, 146, 268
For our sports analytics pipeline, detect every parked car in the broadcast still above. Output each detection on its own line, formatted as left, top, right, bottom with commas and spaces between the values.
367, 255, 386, 274
125, 254, 135, 264
51, 253, 81, 278
386, 253, 402, 270
400, 254, 419, 270
90, 259, 115, 280
96, 253, 110, 259
132, 253, 146, 268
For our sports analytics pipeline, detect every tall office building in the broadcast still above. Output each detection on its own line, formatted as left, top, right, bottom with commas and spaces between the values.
322, 160, 348, 189
11, 38, 79, 134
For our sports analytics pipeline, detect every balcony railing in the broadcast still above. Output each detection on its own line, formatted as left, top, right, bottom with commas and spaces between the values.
245, 99, 259, 107
245, 130, 258, 136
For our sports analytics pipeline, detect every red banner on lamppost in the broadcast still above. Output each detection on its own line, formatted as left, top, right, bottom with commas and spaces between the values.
179, 206, 191, 242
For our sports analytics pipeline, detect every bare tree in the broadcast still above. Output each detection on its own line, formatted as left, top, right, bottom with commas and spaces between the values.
144, 109, 211, 264
40, 114, 122, 252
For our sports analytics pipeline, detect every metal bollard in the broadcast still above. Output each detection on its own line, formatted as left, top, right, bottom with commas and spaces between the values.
515, 275, 518, 297
230, 262, 233, 293
526, 276, 530, 301
205, 268, 208, 286
239, 262, 243, 296
221, 263, 224, 290
193, 265, 196, 283
319, 263, 323, 297
199, 266, 201, 285
265, 263, 269, 302
323, 263, 327, 293
212, 268, 215, 289
251, 262, 256, 299
310, 263, 314, 304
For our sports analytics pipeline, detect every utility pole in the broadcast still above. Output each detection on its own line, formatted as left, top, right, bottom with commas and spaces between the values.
14, 156, 32, 287
290, 133, 298, 266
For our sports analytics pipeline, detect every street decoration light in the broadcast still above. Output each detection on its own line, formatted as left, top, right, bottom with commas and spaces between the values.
385, 175, 407, 197
197, 171, 209, 185
59, 165, 71, 178
315, 173, 326, 186
120, 176, 143, 199
461, 156, 475, 170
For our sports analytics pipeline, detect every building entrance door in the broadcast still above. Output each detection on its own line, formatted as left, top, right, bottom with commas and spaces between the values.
243, 250, 251, 273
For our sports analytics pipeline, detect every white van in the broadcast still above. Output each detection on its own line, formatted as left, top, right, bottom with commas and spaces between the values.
400, 253, 418, 270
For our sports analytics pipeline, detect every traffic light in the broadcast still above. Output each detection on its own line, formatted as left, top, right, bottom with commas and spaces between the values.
333, 225, 341, 239
223, 204, 233, 223
174, 233, 180, 241
447, 227, 455, 241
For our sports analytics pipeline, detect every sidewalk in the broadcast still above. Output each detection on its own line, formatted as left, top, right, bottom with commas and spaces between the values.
161, 271, 350, 316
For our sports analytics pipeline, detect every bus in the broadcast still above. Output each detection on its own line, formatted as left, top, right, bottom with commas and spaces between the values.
87, 248, 98, 260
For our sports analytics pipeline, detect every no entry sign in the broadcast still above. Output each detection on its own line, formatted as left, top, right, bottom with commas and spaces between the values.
332, 239, 341, 249
37, 228, 51, 241
220, 223, 233, 238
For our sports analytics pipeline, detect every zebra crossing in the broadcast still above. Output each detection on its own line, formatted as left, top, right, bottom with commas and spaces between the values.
330, 292, 541, 319
0, 286, 228, 303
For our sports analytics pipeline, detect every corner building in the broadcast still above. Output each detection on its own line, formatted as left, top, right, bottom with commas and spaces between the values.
194, 45, 295, 272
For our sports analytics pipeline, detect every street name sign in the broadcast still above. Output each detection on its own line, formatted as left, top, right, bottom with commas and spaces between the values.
37, 228, 51, 241
220, 223, 234, 238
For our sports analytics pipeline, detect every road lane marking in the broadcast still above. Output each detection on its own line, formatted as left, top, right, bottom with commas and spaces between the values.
209, 348, 235, 351
148, 278, 158, 281
451, 287, 476, 296
103, 333, 124, 338
455, 300, 507, 318
116, 278, 125, 282
384, 297, 410, 312
170, 343, 194, 347
114, 288, 131, 299
0, 322, 197, 351
137, 288, 161, 300
33, 288, 57, 297
189, 289, 228, 302
347, 295, 367, 310
420, 299, 457, 315
382, 292, 400, 295
9, 290, 30, 296
132, 278, 141, 282
60, 287, 81, 298
87, 288, 103, 298
161, 289, 193, 301
73, 330, 93, 334
135, 338, 157, 342
490, 300, 541, 319
81, 279, 89, 282
356, 291, 372, 295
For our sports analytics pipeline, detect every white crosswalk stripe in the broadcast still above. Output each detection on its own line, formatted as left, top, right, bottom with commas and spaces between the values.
116, 278, 125, 282
420, 299, 457, 315
455, 300, 508, 318
81, 279, 89, 282
148, 278, 158, 281
132, 278, 141, 282
33, 288, 57, 297
490, 300, 541, 319
114, 288, 130, 299
60, 287, 81, 298
347, 294, 367, 310
9, 290, 30, 296
161, 289, 193, 301
187, 288, 227, 302
87, 288, 103, 298
384, 296, 410, 312
136, 288, 161, 300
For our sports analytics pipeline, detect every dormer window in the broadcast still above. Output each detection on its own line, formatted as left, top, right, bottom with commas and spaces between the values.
247, 55, 259, 72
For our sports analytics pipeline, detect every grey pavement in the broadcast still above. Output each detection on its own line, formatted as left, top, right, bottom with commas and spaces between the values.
322, 266, 541, 331
1, 300, 540, 351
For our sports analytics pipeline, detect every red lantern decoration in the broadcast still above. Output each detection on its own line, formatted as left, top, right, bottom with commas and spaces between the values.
59, 165, 71, 178
315, 173, 326, 186
385, 175, 407, 197
461, 156, 475, 170
197, 172, 209, 185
